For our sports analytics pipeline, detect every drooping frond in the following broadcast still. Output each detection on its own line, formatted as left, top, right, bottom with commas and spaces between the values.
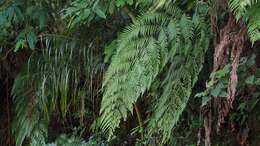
229, 0, 260, 43
147, 9, 210, 142
98, 2, 210, 142
12, 72, 48, 146
98, 3, 183, 138
229, 0, 258, 19
247, 2, 260, 43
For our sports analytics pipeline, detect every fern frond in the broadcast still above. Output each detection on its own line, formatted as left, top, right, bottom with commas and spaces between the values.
229, 0, 258, 19
146, 7, 210, 143
229, 0, 260, 43
12, 72, 49, 146
247, 2, 260, 43
98, 4, 184, 138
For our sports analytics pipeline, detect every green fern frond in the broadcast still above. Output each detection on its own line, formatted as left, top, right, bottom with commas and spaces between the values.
98, 2, 211, 141
12, 72, 49, 146
229, 0, 260, 43
146, 6, 210, 143
98, 4, 184, 138
247, 2, 260, 43
229, 0, 258, 19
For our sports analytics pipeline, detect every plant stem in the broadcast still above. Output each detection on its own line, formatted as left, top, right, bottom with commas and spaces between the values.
134, 104, 144, 140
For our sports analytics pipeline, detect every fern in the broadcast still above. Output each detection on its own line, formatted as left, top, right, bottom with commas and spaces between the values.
247, 2, 260, 43
98, 3, 182, 138
12, 68, 49, 146
229, 0, 260, 43
147, 11, 210, 142
229, 0, 258, 19
98, 1, 210, 143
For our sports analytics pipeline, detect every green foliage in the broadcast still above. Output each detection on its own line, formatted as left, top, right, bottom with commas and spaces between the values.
104, 40, 117, 63
195, 53, 259, 108
14, 27, 37, 51
0, 0, 57, 50
62, 0, 107, 28
12, 72, 49, 146
247, 2, 260, 44
98, 1, 210, 143
115, 0, 134, 7
46, 132, 108, 146
98, 2, 182, 138
146, 4, 210, 143
12, 38, 100, 146
229, 0, 258, 19
45, 130, 108, 146
0, 1, 24, 45
229, 0, 260, 43
3, 0, 260, 145
47, 134, 88, 146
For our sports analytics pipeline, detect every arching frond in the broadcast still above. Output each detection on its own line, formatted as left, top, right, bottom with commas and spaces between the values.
229, 0, 260, 43
98, 2, 210, 143
12, 63, 49, 146
247, 2, 260, 43
229, 0, 258, 19
98, 3, 183, 138
147, 13, 210, 142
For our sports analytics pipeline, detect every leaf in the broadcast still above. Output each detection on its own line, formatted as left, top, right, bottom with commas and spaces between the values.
104, 40, 117, 63
238, 102, 246, 110
115, 0, 126, 7
195, 92, 207, 98
255, 78, 260, 85
14, 39, 25, 52
219, 91, 228, 97
215, 64, 230, 77
246, 54, 256, 66
94, 8, 106, 19
83, 9, 91, 19
108, 1, 116, 14
210, 87, 221, 97
27, 30, 37, 49
202, 96, 211, 106
250, 98, 259, 111
38, 11, 46, 29
245, 75, 255, 85
210, 82, 226, 97
127, 0, 134, 5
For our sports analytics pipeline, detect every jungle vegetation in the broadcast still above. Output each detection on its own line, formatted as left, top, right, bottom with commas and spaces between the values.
0, 0, 260, 145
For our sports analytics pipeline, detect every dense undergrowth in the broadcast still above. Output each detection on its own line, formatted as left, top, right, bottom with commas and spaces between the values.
0, 0, 260, 146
